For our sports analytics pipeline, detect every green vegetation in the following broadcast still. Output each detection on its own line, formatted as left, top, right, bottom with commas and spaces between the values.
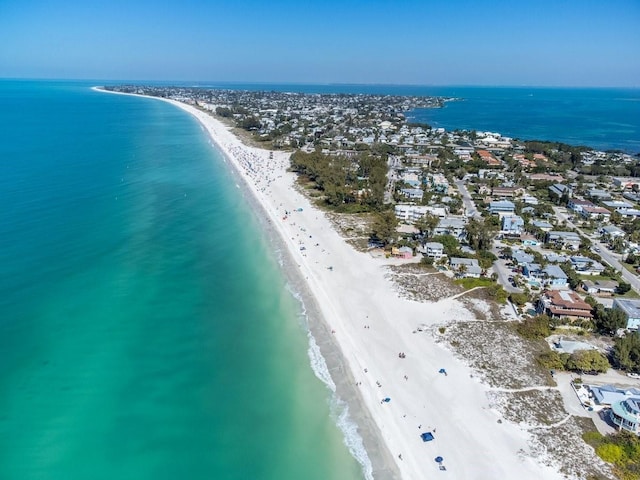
290, 150, 387, 210
536, 348, 609, 373
565, 349, 610, 373
454, 278, 507, 303
593, 305, 628, 336
517, 314, 552, 339
612, 331, 640, 373
509, 292, 529, 306
370, 211, 399, 246
454, 277, 495, 289
583, 431, 640, 480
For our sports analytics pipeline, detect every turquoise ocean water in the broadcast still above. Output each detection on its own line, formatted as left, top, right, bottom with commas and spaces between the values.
0, 80, 364, 480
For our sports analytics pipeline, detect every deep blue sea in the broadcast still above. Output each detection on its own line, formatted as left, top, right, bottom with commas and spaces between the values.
0, 80, 364, 480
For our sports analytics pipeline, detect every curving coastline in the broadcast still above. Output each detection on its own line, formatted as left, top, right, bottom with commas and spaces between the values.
93, 86, 568, 480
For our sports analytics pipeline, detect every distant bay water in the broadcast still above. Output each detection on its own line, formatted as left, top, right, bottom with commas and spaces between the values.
0, 80, 364, 480
182, 82, 640, 154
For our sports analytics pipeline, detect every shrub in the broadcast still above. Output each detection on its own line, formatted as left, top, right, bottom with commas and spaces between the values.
582, 431, 605, 447
509, 292, 529, 306
595, 443, 625, 464
537, 351, 567, 370
516, 315, 551, 339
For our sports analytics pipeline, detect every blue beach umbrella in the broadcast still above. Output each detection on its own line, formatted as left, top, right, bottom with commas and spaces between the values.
435, 456, 443, 463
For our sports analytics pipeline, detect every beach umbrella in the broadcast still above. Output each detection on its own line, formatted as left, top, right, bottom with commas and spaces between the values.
435, 456, 443, 463
383, 397, 391, 403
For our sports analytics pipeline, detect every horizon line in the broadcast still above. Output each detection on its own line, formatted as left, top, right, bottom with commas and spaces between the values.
1, 77, 639, 90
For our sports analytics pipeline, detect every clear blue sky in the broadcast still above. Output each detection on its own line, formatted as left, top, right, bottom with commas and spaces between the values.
1, 0, 638, 86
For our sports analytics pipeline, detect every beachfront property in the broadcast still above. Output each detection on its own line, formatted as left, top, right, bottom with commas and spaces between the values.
394, 204, 447, 223
537, 290, 593, 321
612, 298, 640, 330
449, 257, 482, 278
422, 242, 445, 259
432, 216, 467, 240
611, 398, 640, 435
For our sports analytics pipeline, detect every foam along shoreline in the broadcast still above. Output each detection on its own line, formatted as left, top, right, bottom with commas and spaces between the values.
94, 87, 566, 480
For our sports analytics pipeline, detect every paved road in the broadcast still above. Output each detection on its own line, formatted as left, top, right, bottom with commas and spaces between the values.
455, 179, 481, 219
492, 258, 523, 293
553, 207, 640, 293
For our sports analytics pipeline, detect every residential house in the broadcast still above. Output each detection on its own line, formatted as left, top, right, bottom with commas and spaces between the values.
489, 200, 515, 216
392, 246, 414, 259
549, 183, 572, 200
400, 188, 424, 201
501, 215, 524, 235
477, 149, 501, 166
590, 384, 640, 407
511, 250, 535, 266
600, 225, 626, 238
582, 279, 619, 296
613, 298, 640, 330
529, 173, 565, 182
587, 189, 612, 201
422, 242, 445, 259
570, 256, 606, 276
395, 204, 448, 223
613, 177, 640, 190
492, 187, 520, 198
610, 397, 640, 435
537, 290, 593, 321
603, 200, 633, 210
543, 265, 569, 289
449, 257, 482, 278
433, 217, 467, 240
546, 231, 582, 250
523, 264, 568, 288
580, 205, 611, 222
532, 220, 553, 232
568, 198, 595, 214
520, 234, 539, 246
617, 208, 640, 219
523, 263, 544, 285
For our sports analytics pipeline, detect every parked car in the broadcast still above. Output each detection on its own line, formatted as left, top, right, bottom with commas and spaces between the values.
627, 372, 640, 379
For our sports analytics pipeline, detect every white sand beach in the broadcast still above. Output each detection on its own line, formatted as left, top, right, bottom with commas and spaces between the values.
95, 88, 566, 480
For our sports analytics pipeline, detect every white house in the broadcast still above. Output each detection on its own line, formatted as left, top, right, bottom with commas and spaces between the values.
423, 242, 445, 259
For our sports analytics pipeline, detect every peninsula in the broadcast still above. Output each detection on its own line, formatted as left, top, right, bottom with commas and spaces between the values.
98, 85, 640, 480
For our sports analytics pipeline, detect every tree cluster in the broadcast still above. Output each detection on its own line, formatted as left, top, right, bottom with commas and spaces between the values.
612, 332, 640, 373
290, 150, 387, 210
